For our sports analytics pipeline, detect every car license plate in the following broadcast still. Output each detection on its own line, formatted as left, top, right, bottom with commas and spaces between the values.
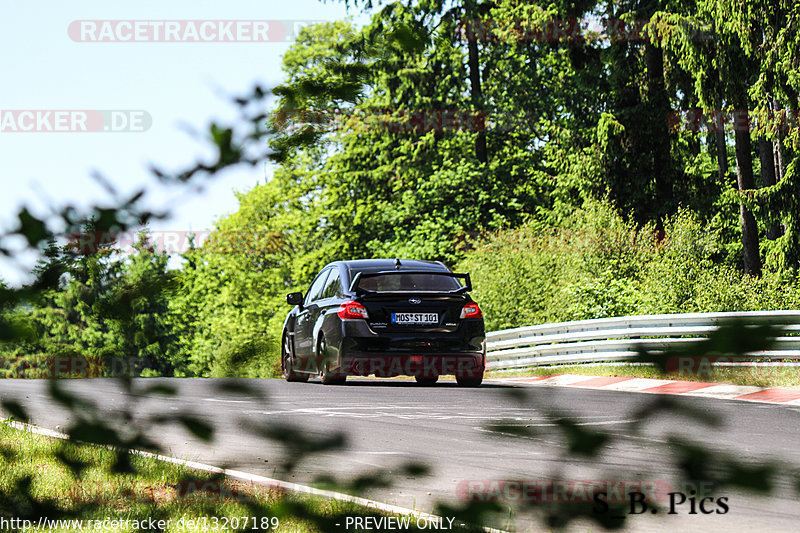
391, 313, 438, 325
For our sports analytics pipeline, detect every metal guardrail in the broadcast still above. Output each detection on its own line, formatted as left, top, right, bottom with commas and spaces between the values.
485, 310, 800, 371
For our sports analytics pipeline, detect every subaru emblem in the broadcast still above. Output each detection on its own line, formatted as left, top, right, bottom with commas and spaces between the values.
409, 298, 422, 304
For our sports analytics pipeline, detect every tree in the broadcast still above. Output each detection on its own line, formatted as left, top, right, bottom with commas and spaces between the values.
650, 3, 764, 274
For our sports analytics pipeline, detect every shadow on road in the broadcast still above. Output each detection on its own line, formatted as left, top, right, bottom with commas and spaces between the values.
308, 378, 516, 389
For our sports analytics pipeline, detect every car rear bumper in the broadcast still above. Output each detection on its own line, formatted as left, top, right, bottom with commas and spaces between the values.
334, 318, 485, 377
340, 318, 485, 350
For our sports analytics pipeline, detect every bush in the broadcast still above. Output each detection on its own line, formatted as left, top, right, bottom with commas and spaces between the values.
458, 200, 800, 331
210, 337, 278, 378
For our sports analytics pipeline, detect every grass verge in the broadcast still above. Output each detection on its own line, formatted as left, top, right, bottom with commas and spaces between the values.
0, 422, 433, 532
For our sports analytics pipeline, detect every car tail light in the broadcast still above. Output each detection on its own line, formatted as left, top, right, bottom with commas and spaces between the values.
338, 300, 369, 319
460, 302, 482, 319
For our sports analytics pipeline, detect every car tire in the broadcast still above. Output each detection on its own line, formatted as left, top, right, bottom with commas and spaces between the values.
456, 375, 482, 387
414, 375, 438, 386
319, 337, 346, 385
282, 332, 309, 383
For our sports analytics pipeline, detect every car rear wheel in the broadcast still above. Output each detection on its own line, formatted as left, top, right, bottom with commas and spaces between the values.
414, 375, 438, 386
319, 337, 346, 385
456, 375, 482, 387
282, 332, 309, 383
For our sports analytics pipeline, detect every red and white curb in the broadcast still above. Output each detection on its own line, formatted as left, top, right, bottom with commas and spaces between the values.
497, 375, 800, 405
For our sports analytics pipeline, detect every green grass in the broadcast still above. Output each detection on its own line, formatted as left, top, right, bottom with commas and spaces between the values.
488, 364, 800, 388
0, 422, 433, 532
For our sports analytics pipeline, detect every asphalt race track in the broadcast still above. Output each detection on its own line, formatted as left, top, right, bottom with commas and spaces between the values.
2, 377, 800, 532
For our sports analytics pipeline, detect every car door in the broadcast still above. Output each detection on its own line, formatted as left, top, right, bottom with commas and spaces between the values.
313, 267, 345, 369
294, 268, 332, 367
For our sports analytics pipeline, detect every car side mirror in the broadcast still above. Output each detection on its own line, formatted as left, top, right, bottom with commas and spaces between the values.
286, 292, 304, 306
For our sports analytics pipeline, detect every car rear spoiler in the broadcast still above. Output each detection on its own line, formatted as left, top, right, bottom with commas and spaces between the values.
349, 270, 472, 295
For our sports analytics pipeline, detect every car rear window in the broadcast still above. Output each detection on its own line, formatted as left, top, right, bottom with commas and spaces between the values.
356, 272, 462, 292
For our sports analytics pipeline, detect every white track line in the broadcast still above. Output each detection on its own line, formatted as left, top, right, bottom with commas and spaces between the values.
3, 419, 507, 533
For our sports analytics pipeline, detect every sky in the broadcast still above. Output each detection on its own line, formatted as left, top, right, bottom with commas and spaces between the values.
0, 0, 372, 285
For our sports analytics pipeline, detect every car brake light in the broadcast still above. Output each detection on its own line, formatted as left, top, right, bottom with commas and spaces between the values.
460, 303, 482, 319
338, 300, 369, 319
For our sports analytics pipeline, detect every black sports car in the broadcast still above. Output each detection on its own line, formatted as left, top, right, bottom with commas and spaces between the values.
281, 259, 486, 386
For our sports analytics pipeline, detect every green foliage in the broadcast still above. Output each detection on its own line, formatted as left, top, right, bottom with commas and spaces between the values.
2, 231, 182, 378
4, 0, 800, 378
459, 200, 800, 331
23, 0, 786, 374
4, 2, 800, 531
167, 175, 330, 378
